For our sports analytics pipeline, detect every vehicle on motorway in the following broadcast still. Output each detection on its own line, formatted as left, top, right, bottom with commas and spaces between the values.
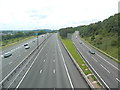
80, 42, 82, 44
32, 40, 35, 42
89, 50, 95, 54
24, 43, 28, 46
4, 52, 12, 58
25, 46, 30, 49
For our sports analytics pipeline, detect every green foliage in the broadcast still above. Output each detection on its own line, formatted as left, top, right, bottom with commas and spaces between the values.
58, 13, 119, 59
111, 40, 117, 46
59, 27, 75, 38
91, 35, 95, 41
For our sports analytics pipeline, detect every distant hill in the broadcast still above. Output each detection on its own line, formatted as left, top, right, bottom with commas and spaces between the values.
34, 29, 52, 32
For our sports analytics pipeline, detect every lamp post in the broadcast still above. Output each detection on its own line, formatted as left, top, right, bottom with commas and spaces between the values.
36, 33, 38, 48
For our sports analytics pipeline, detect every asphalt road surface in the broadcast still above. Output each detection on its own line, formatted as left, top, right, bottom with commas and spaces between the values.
1, 34, 48, 81
72, 31, 120, 88
16, 33, 90, 88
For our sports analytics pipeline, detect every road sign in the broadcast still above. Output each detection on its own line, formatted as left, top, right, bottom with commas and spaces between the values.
36, 33, 38, 36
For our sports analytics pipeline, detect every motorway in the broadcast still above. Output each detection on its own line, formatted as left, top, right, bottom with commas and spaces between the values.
72, 31, 120, 88
1, 34, 47, 81
17, 33, 89, 88
1, 33, 90, 88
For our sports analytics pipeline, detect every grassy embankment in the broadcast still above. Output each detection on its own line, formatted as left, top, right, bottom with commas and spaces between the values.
81, 34, 119, 64
0, 36, 35, 50
59, 35, 101, 88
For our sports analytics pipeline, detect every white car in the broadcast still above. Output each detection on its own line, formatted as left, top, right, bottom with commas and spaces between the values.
4, 52, 12, 58
25, 46, 30, 49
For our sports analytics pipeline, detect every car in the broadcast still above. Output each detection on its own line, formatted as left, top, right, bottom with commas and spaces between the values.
24, 43, 28, 46
25, 46, 30, 49
32, 40, 35, 42
89, 50, 95, 54
4, 52, 12, 58
80, 42, 82, 44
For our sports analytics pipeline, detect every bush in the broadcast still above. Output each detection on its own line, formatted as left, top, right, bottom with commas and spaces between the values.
91, 35, 95, 41
111, 40, 117, 46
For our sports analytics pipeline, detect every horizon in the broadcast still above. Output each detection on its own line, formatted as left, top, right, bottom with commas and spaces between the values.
0, 0, 119, 31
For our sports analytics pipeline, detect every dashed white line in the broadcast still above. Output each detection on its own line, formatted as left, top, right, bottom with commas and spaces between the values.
40, 70, 43, 74
96, 53, 120, 71
116, 78, 120, 83
53, 69, 55, 74
91, 57, 98, 62
1, 55, 3, 58
79, 37, 120, 72
43, 60, 45, 62
100, 64, 110, 73
53, 60, 55, 62
74, 43, 110, 88
16, 41, 46, 88
9, 62, 12, 64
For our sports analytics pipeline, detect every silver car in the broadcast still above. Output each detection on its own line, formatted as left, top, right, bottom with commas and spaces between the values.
4, 52, 12, 58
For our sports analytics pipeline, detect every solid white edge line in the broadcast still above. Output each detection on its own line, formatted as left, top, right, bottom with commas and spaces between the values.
73, 42, 110, 89
40, 70, 43, 74
77, 35, 119, 70
77, 34, 120, 72
116, 78, 120, 83
15, 41, 46, 89
100, 64, 110, 73
57, 39, 74, 89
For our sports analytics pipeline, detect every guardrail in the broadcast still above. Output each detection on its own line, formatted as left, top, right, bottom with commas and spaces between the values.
58, 38, 94, 89
72, 40, 110, 89
0, 34, 52, 89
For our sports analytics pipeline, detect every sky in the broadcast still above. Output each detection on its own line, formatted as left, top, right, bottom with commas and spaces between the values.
0, 0, 119, 31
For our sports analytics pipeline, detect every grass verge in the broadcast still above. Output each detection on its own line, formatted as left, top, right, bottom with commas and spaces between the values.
59, 35, 101, 88
0, 36, 35, 50
80, 36, 120, 64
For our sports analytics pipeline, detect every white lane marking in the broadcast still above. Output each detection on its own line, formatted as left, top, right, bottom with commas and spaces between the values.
57, 40, 74, 88
53, 69, 55, 74
116, 78, 120, 83
91, 57, 98, 62
11, 50, 13, 52
78, 37, 119, 71
9, 62, 12, 64
40, 70, 43, 74
73, 42, 110, 88
100, 64, 110, 73
43, 60, 45, 62
15, 41, 46, 89
1, 55, 3, 58
96, 53, 120, 71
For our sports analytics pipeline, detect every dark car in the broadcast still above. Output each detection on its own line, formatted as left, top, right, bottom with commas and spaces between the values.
4, 52, 12, 58
32, 40, 35, 42
89, 50, 95, 54
80, 42, 82, 44
24, 43, 28, 46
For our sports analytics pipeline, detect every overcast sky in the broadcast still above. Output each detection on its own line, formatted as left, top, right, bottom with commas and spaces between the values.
0, 0, 119, 30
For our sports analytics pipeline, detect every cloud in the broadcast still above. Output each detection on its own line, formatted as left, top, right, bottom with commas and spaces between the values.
0, 0, 119, 30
